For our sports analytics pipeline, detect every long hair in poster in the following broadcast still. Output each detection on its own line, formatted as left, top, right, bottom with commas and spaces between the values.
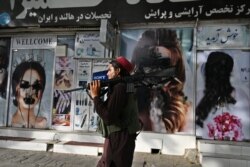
196, 50, 250, 141
8, 49, 54, 129
120, 28, 194, 134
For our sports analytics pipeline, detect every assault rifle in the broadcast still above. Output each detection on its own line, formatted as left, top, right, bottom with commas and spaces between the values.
64, 66, 176, 93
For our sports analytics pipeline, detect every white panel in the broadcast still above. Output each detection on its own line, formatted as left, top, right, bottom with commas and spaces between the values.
198, 143, 216, 153
53, 144, 99, 156
215, 145, 242, 155
0, 140, 47, 151
202, 157, 229, 167
135, 132, 163, 153
0, 129, 56, 140
242, 146, 250, 156
230, 159, 247, 167
57, 133, 104, 143
162, 135, 196, 155
135, 138, 162, 153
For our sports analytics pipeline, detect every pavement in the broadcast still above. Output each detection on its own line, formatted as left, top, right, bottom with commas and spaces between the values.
0, 148, 201, 167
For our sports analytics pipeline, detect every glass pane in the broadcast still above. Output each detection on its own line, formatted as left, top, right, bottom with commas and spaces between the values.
8, 49, 54, 129
0, 37, 11, 126
120, 28, 195, 135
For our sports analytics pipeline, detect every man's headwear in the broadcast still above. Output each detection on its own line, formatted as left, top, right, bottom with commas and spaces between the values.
116, 56, 134, 73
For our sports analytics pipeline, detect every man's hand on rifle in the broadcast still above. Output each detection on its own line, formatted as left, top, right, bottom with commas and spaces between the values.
90, 80, 101, 99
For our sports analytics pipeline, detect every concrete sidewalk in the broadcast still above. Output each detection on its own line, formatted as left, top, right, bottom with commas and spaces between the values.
0, 148, 201, 167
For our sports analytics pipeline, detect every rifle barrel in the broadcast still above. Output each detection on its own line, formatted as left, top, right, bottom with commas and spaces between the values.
64, 66, 176, 93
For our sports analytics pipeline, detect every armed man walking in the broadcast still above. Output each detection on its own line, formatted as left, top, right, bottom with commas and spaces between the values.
89, 56, 141, 167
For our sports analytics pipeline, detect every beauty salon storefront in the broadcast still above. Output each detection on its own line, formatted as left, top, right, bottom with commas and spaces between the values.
0, 0, 250, 166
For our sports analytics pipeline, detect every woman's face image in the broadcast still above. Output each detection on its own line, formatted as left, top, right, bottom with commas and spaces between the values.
17, 69, 43, 109
130, 29, 189, 132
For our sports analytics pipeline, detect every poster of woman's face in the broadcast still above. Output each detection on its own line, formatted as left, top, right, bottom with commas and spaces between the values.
8, 49, 54, 129
0, 37, 10, 126
120, 28, 195, 134
196, 50, 250, 141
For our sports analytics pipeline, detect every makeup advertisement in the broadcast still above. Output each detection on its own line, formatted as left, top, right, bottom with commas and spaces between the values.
196, 25, 250, 141
120, 28, 195, 134
74, 59, 92, 131
52, 36, 75, 129
89, 59, 110, 131
74, 59, 109, 131
196, 50, 250, 141
75, 32, 105, 58
8, 45, 55, 129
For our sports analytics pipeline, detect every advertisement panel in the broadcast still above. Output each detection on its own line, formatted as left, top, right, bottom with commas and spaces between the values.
196, 24, 250, 141
75, 32, 105, 58
120, 28, 195, 134
74, 59, 92, 131
52, 35, 75, 129
196, 50, 250, 141
8, 48, 54, 129
7, 35, 55, 129
73, 59, 109, 131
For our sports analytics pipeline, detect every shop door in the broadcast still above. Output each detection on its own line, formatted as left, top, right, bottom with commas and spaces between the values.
7, 35, 56, 129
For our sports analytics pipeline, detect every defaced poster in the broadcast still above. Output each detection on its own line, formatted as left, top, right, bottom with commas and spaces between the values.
8, 35, 56, 129
120, 28, 195, 134
196, 50, 250, 141
195, 25, 250, 141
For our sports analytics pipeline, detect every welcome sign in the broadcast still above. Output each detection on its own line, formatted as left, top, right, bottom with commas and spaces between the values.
12, 35, 57, 49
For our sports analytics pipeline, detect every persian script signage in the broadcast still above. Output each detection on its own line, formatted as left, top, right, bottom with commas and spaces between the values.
0, 0, 250, 27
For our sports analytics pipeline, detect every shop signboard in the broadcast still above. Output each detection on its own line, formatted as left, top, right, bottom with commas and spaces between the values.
0, 0, 249, 27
